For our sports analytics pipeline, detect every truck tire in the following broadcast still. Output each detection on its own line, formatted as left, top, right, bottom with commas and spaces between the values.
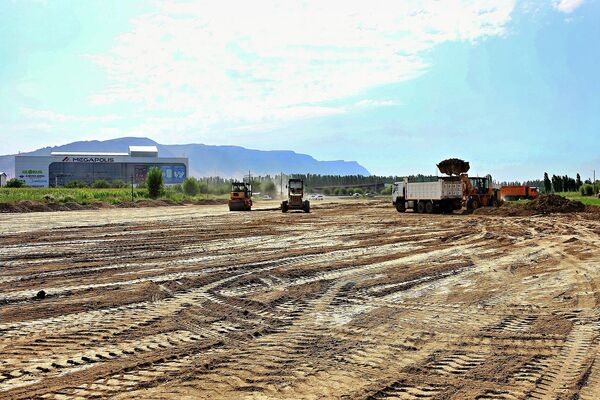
395, 201, 405, 213
281, 201, 288, 213
425, 201, 434, 214
416, 201, 426, 213
470, 199, 480, 210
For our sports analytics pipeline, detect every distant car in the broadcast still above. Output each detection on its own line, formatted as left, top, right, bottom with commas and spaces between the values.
352, 193, 361, 198
309, 194, 324, 200
262, 194, 272, 200
365, 192, 375, 197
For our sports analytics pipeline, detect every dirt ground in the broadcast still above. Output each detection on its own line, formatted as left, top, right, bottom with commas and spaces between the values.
0, 199, 599, 399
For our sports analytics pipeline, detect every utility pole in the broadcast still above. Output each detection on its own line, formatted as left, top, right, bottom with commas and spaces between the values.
131, 175, 134, 202
280, 172, 283, 198
594, 170, 596, 183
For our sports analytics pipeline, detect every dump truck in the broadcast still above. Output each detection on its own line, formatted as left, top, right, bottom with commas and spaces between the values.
392, 177, 463, 213
228, 181, 252, 211
282, 179, 310, 213
393, 174, 501, 213
393, 159, 501, 213
500, 185, 539, 201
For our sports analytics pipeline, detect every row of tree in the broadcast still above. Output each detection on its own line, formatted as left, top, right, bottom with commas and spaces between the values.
542, 173, 585, 193
501, 173, 598, 195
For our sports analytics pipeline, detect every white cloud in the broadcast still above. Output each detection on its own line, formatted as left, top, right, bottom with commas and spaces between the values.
354, 99, 401, 108
552, 0, 585, 13
87, 0, 516, 134
20, 107, 121, 123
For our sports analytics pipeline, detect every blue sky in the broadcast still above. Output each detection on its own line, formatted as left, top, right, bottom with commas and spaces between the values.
0, 0, 598, 180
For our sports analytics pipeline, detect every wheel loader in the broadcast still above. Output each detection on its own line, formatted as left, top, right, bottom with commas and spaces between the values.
228, 181, 252, 211
281, 179, 310, 213
460, 174, 501, 210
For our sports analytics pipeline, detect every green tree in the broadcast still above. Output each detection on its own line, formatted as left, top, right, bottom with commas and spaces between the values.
250, 180, 262, 193
543, 173, 551, 194
182, 177, 199, 196
263, 181, 277, 196
580, 184, 594, 196
5, 178, 24, 188
380, 186, 392, 195
110, 179, 127, 188
146, 167, 164, 199
65, 180, 89, 188
198, 181, 208, 195
91, 179, 111, 188
551, 175, 562, 192
576, 173, 582, 190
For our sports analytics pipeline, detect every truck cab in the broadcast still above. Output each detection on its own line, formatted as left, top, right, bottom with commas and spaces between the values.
392, 181, 407, 212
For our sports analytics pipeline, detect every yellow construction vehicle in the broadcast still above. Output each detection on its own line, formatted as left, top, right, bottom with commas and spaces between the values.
281, 179, 310, 213
228, 181, 252, 211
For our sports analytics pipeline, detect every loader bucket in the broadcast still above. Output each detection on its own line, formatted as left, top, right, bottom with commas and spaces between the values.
437, 158, 470, 176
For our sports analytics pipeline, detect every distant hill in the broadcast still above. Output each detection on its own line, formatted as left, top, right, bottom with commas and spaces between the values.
0, 137, 370, 178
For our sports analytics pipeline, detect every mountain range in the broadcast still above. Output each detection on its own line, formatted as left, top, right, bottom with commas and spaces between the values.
0, 137, 370, 178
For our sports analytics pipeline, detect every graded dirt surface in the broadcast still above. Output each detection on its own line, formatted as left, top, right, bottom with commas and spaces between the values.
1, 199, 599, 399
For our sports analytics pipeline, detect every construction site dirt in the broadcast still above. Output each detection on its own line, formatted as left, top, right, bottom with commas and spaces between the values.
1, 199, 599, 399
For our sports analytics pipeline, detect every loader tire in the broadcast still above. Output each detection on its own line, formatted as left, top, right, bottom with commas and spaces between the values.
281, 201, 288, 213
303, 200, 310, 213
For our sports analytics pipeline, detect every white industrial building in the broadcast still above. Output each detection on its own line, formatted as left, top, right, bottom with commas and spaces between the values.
0, 172, 6, 187
14, 146, 188, 187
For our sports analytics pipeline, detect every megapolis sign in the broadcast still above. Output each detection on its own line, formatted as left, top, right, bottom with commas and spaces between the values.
62, 156, 115, 163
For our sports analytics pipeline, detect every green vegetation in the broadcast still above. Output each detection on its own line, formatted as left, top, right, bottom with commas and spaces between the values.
580, 183, 595, 196
0, 187, 228, 205
146, 167, 164, 199
182, 177, 200, 196
64, 180, 89, 188
559, 191, 600, 207
263, 181, 277, 196
5, 178, 24, 188
63, 179, 129, 188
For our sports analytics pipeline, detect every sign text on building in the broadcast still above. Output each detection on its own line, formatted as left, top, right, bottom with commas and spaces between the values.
62, 156, 115, 163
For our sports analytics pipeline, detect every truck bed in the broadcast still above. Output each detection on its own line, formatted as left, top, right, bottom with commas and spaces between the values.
405, 179, 462, 200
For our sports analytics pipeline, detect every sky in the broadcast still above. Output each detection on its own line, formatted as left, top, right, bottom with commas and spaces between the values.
0, 0, 598, 180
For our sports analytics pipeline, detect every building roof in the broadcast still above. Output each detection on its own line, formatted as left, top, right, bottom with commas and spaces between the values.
128, 145, 158, 153
129, 146, 159, 157
50, 151, 129, 156
48, 145, 160, 158
0, 172, 6, 176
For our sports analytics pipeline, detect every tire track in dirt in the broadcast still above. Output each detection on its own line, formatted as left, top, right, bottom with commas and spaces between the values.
1, 201, 600, 399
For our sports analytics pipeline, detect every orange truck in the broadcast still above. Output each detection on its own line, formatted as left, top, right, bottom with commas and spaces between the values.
500, 185, 539, 201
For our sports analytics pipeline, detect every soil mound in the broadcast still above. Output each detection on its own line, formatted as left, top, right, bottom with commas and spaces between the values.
474, 194, 586, 217
472, 203, 531, 217
437, 158, 470, 176
17, 200, 52, 212
46, 203, 71, 212
64, 202, 85, 211
524, 194, 584, 214
0, 202, 26, 213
